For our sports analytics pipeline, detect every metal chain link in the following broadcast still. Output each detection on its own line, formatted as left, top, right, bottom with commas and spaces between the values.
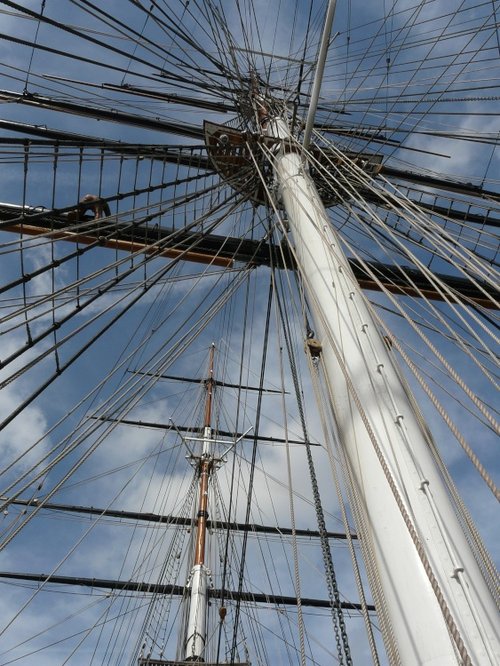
307, 351, 382, 666
276, 295, 352, 665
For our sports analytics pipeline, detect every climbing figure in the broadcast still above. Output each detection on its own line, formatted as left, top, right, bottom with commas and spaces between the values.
79, 194, 111, 220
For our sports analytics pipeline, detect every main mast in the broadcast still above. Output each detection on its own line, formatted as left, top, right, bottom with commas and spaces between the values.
244, 5, 499, 661
255, 108, 499, 665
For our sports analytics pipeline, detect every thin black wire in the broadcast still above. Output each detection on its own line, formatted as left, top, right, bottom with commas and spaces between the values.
23, 0, 45, 93
215, 267, 253, 664
229, 277, 273, 663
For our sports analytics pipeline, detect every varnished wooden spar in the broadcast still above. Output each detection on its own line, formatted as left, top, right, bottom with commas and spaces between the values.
194, 344, 215, 568
0, 221, 233, 268
0, 204, 497, 308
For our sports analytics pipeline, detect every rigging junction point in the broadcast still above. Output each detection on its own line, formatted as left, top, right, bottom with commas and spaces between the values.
204, 120, 383, 207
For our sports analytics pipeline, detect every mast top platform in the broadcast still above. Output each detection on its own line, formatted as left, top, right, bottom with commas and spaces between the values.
204, 120, 382, 207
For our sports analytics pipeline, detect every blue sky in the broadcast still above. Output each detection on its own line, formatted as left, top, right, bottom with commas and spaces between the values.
0, 1, 498, 664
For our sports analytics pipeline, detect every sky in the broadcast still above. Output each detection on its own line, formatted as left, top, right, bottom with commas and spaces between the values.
0, 1, 498, 664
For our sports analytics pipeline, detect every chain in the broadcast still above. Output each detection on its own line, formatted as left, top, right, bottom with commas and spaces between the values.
275, 291, 352, 665
307, 351, 382, 665
304, 433, 352, 666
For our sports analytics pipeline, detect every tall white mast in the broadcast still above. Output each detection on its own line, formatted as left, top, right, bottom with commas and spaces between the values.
262, 120, 499, 666
255, 7, 499, 660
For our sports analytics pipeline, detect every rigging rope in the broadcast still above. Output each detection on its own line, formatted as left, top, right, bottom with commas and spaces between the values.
273, 270, 353, 666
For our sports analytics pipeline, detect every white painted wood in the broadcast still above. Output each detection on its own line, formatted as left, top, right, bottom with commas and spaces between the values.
269, 117, 499, 665
185, 564, 208, 660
